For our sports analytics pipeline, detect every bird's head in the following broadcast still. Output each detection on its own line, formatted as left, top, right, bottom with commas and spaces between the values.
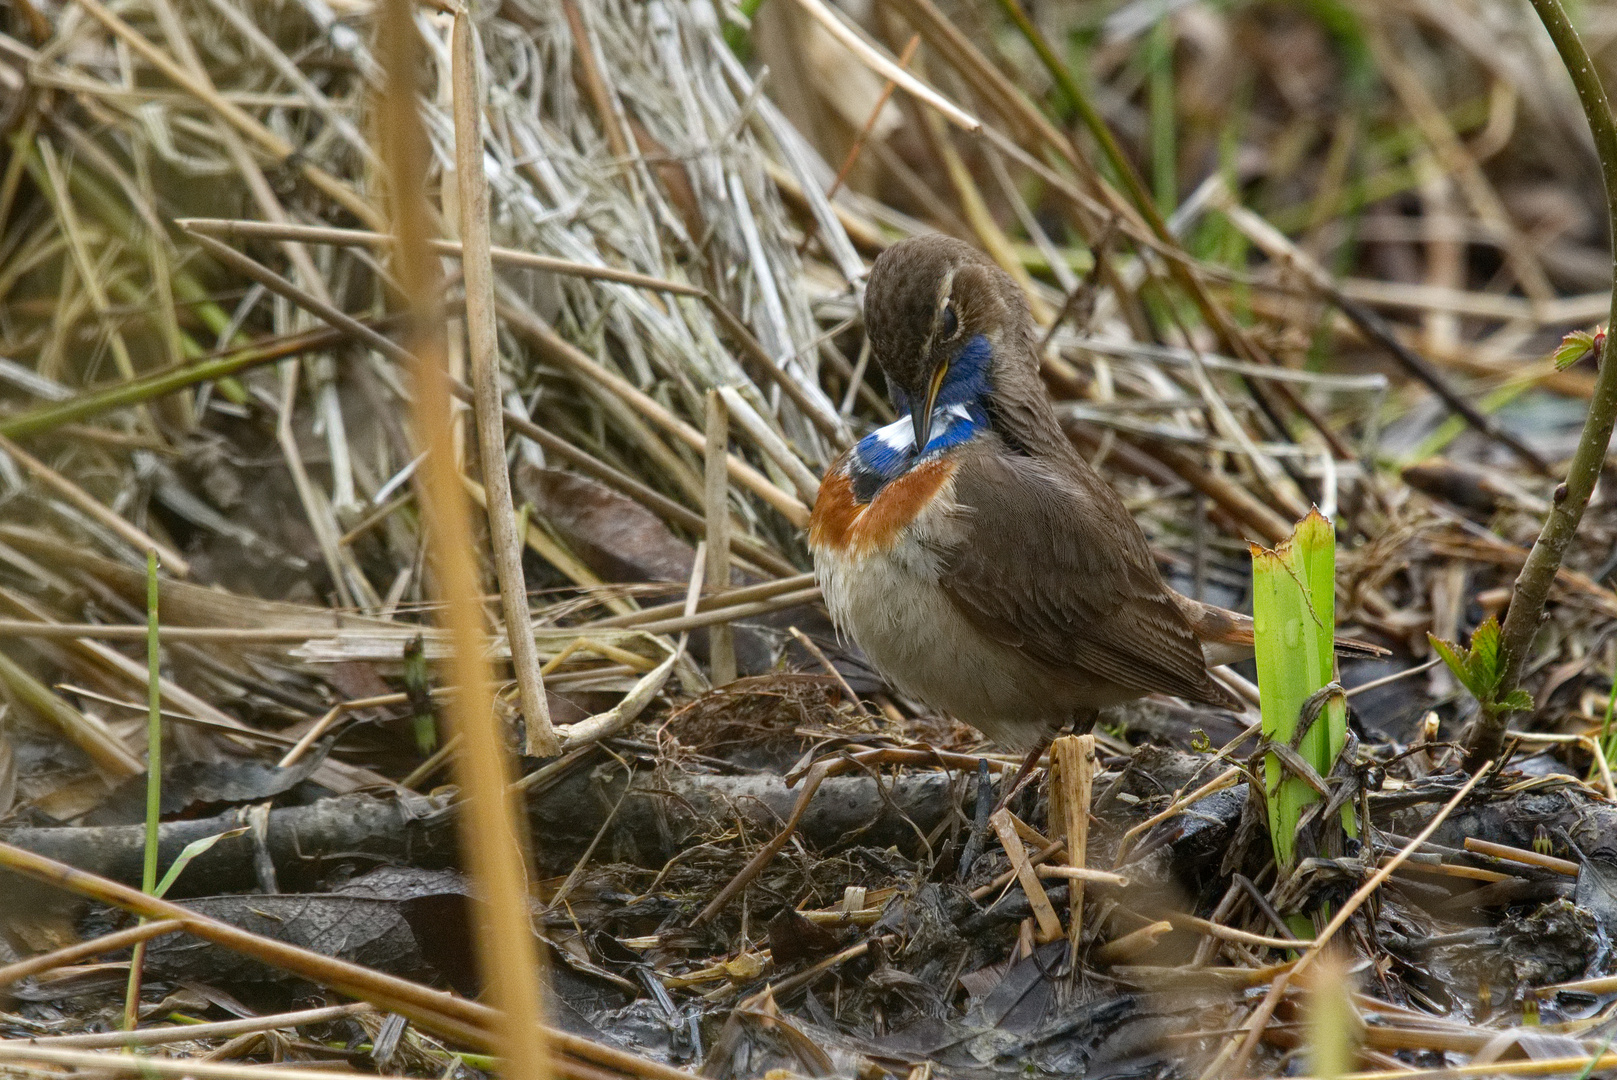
863, 235, 1033, 453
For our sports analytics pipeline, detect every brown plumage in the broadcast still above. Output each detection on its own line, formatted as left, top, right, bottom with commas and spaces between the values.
811, 235, 1244, 751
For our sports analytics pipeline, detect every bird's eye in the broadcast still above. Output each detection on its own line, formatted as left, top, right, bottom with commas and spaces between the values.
941, 302, 958, 339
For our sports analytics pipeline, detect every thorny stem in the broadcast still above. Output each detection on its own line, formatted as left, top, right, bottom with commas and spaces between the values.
1468, 0, 1617, 771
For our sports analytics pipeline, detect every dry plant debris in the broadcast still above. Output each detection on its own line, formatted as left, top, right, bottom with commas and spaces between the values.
2, 0, 1617, 1076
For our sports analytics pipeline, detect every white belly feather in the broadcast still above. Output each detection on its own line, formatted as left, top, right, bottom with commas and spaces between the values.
811, 489, 1111, 750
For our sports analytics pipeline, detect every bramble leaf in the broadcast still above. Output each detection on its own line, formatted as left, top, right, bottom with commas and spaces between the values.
1553, 329, 1598, 371
1428, 633, 1487, 701
1429, 617, 1531, 716
1498, 688, 1535, 713
1467, 616, 1504, 692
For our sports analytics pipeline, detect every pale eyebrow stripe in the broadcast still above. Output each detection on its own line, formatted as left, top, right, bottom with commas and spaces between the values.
917, 267, 958, 361
937, 268, 958, 308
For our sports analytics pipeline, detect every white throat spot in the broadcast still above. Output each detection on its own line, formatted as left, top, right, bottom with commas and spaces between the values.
874, 416, 914, 452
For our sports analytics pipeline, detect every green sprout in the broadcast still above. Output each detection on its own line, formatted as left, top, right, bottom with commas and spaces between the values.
1251, 508, 1354, 874
1428, 615, 1534, 747
403, 633, 436, 755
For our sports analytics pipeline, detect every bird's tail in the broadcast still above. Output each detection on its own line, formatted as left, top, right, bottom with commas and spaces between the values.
1172, 594, 1388, 668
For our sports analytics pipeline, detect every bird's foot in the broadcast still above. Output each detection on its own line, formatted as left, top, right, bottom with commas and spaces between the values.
993, 733, 1054, 815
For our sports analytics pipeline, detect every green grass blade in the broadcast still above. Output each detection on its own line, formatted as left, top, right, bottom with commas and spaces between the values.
126, 550, 164, 1030
0, 328, 341, 440
144, 550, 161, 896
154, 828, 249, 898
1147, 8, 1176, 215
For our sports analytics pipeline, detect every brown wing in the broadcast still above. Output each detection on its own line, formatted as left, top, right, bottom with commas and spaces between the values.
939, 447, 1235, 708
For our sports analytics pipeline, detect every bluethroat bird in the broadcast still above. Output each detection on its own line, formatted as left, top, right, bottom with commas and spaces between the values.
811, 235, 1265, 764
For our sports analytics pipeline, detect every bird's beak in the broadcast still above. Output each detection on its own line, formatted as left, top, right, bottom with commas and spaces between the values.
910, 363, 949, 452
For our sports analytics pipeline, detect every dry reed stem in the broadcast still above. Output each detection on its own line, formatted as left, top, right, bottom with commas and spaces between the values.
33, 138, 143, 405
0, 621, 396, 643
1095, 920, 1173, 965
449, 16, 554, 756
588, 573, 817, 627
1034, 865, 1127, 886
1461, 837, 1579, 876
497, 300, 812, 525
25, 1002, 374, 1049
784, 0, 980, 132
717, 385, 821, 503
884, 0, 1066, 161
0, 323, 365, 440
0, 432, 188, 575
1333, 1054, 1617, 1080
377, 7, 550, 1079
702, 301, 849, 448
553, 647, 682, 751
0, 1044, 394, 1080
177, 219, 706, 297
0, 918, 182, 989
598, 586, 822, 636
1157, 912, 1312, 950
0, 841, 498, 1050
1050, 734, 1094, 946
703, 390, 736, 686
0, 646, 143, 777
990, 808, 1064, 942
557, 0, 630, 161
461, 474, 633, 615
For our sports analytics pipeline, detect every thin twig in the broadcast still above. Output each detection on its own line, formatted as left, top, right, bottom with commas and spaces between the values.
787, 625, 868, 716
176, 218, 705, 296
827, 35, 919, 203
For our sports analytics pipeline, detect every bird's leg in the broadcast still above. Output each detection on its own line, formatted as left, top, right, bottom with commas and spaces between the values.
957, 758, 996, 881
995, 733, 1054, 814
994, 711, 1098, 815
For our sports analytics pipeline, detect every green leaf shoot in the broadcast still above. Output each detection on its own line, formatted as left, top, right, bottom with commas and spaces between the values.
1251, 507, 1354, 873
1553, 327, 1604, 371
1428, 615, 1534, 723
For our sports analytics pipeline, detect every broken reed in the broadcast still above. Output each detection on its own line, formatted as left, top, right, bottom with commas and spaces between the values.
1250, 509, 1353, 877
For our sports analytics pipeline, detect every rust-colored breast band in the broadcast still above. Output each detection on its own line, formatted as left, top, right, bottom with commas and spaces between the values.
810, 457, 958, 557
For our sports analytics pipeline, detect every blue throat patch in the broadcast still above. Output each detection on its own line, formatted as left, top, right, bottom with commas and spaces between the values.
849, 334, 992, 502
